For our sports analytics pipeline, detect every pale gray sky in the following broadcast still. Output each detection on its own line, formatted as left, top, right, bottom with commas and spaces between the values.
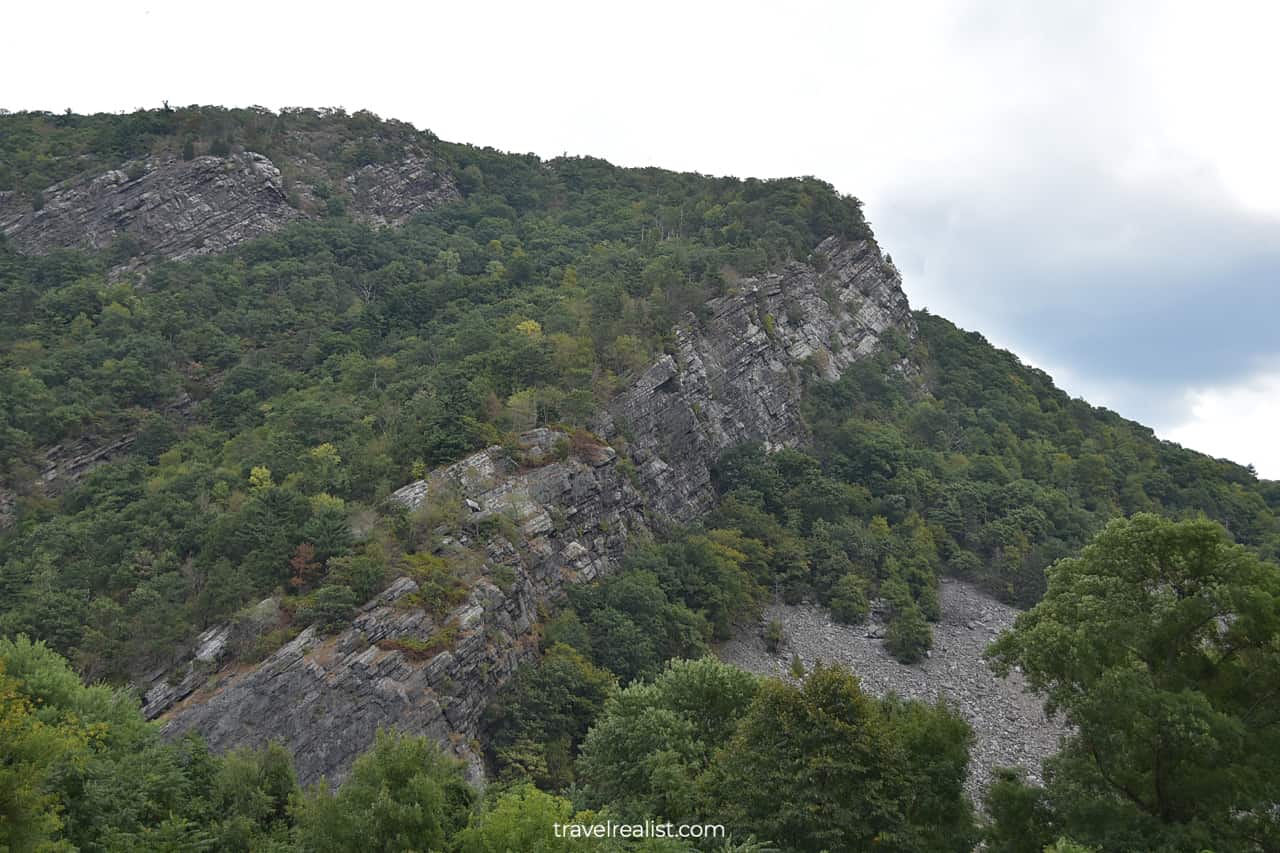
7, 0, 1279, 476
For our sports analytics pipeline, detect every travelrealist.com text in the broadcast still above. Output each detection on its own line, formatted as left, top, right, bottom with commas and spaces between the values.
552, 821, 726, 840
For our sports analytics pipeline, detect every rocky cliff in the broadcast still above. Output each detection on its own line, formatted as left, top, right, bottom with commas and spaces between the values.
0, 153, 301, 263
158, 237, 919, 785
603, 236, 917, 522
156, 427, 647, 785
0, 150, 457, 267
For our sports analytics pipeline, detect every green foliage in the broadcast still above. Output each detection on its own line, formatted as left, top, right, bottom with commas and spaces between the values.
291, 584, 357, 632
0, 657, 83, 851
4, 106, 1279, 851
292, 729, 475, 853
827, 572, 869, 624
404, 552, 469, 613
577, 657, 761, 821
453, 783, 579, 853
984, 515, 1280, 851
886, 604, 932, 663
763, 619, 785, 653
0, 635, 296, 851
483, 643, 616, 789
706, 664, 976, 852
379, 624, 459, 660
802, 312, 1280, 607
566, 569, 711, 684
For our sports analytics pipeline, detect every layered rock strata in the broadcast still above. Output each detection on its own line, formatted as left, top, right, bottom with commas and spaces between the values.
0, 151, 458, 265
0, 153, 302, 262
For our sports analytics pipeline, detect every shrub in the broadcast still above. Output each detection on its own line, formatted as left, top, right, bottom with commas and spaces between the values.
295, 584, 357, 632
763, 619, 785, 653
886, 605, 931, 663
404, 553, 468, 614
379, 624, 459, 660
829, 573, 870, 624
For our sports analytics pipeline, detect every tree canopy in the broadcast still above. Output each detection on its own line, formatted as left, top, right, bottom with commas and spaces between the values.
984, 514, 1280, 852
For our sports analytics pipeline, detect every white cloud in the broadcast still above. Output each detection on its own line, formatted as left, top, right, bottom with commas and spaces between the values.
1165, 366, 1280, 479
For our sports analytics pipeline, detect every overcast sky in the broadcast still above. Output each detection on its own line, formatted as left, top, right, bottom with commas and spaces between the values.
8, 0, 1279, 476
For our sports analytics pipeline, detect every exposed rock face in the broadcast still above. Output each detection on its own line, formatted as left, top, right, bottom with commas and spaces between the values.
160, 238, 919, 785
161, 428, 648, 785
0, 153, 302, 263
345, 157, 459, 225
0, 151, 459, 266
716, 579, 1067, 800
601, 236, 917, 521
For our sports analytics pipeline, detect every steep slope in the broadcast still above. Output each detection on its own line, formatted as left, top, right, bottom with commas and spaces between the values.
6, 107, 1274, 807
158, 237, 917, 784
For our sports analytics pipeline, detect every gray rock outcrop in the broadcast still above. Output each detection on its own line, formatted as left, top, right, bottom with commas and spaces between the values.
159, 237, 919, 785
161, 427, 649, 785
0, 150, 458, 267
345, 156, 459, 225
0, 153, 302, 263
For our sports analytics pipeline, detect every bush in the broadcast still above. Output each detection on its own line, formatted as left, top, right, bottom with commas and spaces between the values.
295, 584, 357, 632
828, 573, 870, 624
378, 624, 458, 660
404, 553, 468, 614
886, 605, 932, 663
763, 619, 785, 653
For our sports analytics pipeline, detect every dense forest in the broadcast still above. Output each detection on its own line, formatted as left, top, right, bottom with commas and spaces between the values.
3, 107, 1279, 851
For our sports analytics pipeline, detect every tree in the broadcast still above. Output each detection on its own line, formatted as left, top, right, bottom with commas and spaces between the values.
484, 643, 615, 789
577, 657, 759, 821
249, 465, 274, 494
289, 542, 323, 590
886, 603, 932, 663
0, 660, 84, 850
454, 784, 577, 853
828, 572, 870, 624
209, 742, 299, 850
705, 663, 975, 852
0, 635, 295, 851
985, 514, 1280, 852
293, 730, 475, 853
763, 619, 785, 653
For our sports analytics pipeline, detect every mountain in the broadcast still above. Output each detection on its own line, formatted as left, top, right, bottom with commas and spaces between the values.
155, 235, 913, 785
2, 107, 1277, 806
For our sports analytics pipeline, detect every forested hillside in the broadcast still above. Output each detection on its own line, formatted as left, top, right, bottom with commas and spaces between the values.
1, 107, 870, 681
2, 107, 1279, 852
